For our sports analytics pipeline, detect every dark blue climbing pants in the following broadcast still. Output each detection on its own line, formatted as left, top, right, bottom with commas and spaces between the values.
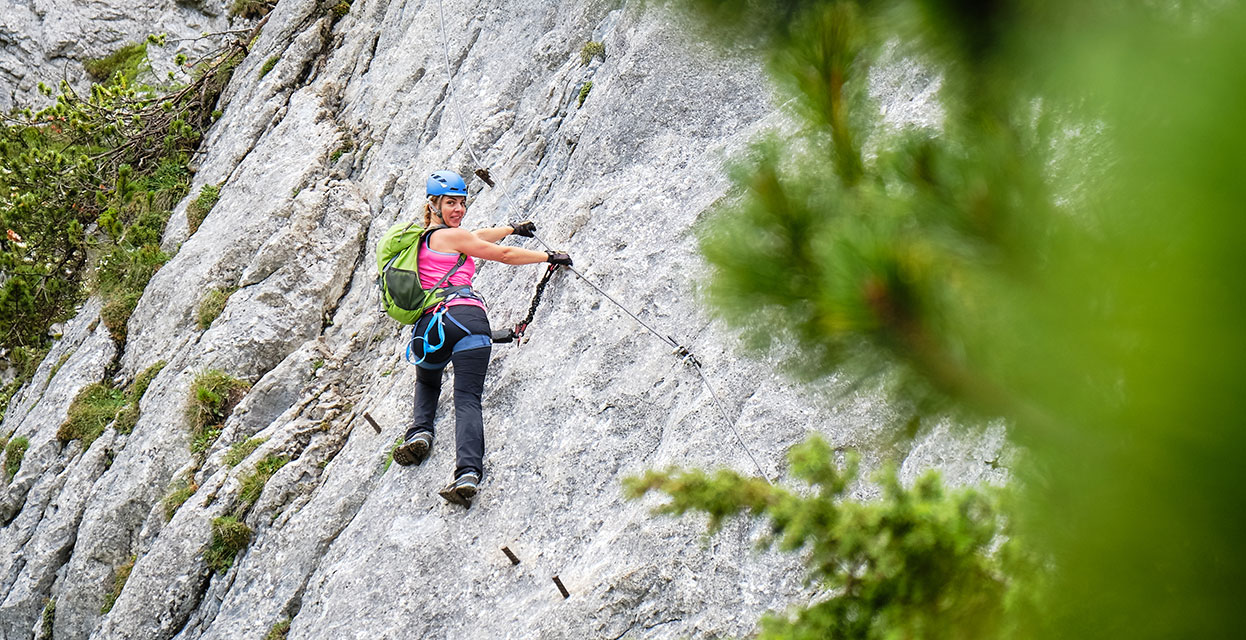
409, 305, 491, 479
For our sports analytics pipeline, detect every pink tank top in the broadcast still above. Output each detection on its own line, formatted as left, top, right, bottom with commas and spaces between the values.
417, 230, 485, 311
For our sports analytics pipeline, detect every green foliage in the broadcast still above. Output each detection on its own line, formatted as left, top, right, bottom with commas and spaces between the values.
4, 435, 29, 479
84, 43, 148, 84
186, 370, 250, 454
131, 360, 166, 400
675, 0, 1246, 637
580, 41, 605, 65
577, 81, 593, 107
626, 437, 1036, 639
196, 287, 236, 330
162, 476, 198, 520
263, 618, 292, 640
222, 436, 265, 467
259, 56, 279, 78
191, 427, 223, 455
39, 598, 54, 640
0, 36, 242, 359
330, 1, 352, 19
0, 345, 47, 422
186, 184, 221, 235
114, 360, 166, 434
382, 435, 402, 473
99, 290, 141, 343
58, 383, 126, 449
100, 555, 135, 614
235, 454, 287, 515
205, 515, 252, 573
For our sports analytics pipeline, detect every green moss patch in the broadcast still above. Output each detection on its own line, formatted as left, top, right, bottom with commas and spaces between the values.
205, 515, 252, 573
4, 435, 29, 479
580, 41, 605, 65
259, 56, 279, 78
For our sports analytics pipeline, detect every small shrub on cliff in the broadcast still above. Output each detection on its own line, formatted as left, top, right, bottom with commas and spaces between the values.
186, 184, 221, 235
4, 435, 29, 479
577, 81, 593, 107
100, 555, 136, 614
625, 436, 1041, 639
205, 515, 252, 573
59, 384, 127, 450
196, 287, 236, 330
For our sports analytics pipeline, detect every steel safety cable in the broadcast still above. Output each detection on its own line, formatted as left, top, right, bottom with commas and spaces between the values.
530, 232, 773, 484
435, 0, 485, 170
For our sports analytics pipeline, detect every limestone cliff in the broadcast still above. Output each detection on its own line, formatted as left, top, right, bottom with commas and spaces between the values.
0, 1, 1004, 638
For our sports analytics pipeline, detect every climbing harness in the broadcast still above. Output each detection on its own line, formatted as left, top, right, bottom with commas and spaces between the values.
405, 297, 492, 368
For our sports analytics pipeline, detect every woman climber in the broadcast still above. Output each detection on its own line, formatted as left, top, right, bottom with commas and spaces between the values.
392, 169, 572, 506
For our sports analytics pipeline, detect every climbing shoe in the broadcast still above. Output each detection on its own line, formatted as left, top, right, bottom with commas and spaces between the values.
438, 471, 479, 507
392, 431, 432, 466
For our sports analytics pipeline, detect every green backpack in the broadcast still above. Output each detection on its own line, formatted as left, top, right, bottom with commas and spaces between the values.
376, 221, 467, 324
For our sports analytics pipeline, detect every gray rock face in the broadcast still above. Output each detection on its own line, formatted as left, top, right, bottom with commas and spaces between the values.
0, 0, 232, 111
0, 1, 1007, 639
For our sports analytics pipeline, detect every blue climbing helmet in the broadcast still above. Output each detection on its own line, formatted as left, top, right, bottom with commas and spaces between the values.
427, 170, 468, 197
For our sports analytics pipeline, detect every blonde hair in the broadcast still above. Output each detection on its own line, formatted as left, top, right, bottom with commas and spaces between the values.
422, 197, 440, 227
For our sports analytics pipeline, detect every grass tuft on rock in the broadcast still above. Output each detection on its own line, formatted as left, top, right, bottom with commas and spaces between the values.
205, 515, 252, 573
4, 435, 30, 479
100, 556, 136, 614
186, 370, 250, 454
236, 454, 288, 515
196, 287, 237, 330
162, 476, 199, 520
186, 183, 220, 235
115, 360, 166, 435
223, 437, 265, 467
84, 42, 148, 83
58, 384, 126, 450
263, 619, 292, 640
577, 81, 593, 107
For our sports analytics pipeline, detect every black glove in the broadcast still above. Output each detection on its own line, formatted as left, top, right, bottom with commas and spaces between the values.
510, 221, 536, 237
545, 251, 572, 266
